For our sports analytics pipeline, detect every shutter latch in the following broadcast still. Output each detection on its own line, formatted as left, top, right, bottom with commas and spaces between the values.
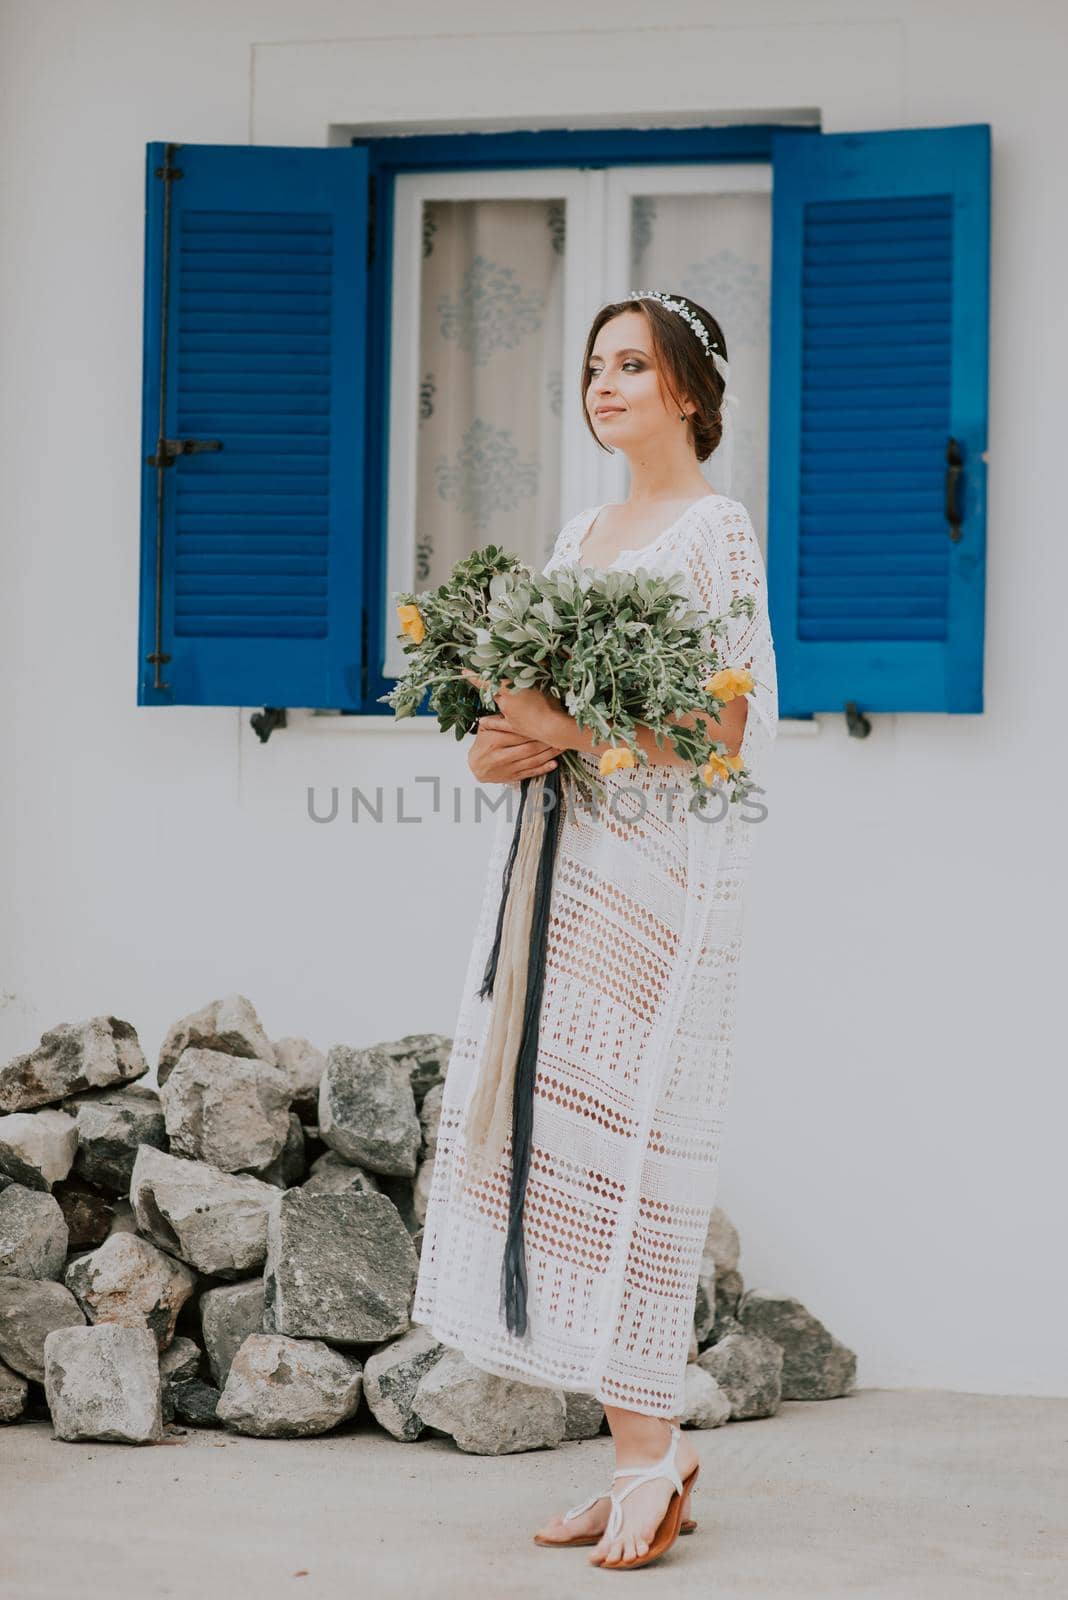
945, 437, 964, 541
146, 437, 222, 468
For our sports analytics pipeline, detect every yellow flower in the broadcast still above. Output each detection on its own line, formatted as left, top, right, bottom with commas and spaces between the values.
702, 666, 754, 702
397, 603, 426, 644
700, 754, 731, 786
701, 750, 746, 787
599, 745, 636, 776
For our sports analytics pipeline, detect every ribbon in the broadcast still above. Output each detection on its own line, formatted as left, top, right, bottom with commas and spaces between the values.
461, 763, 565, 1337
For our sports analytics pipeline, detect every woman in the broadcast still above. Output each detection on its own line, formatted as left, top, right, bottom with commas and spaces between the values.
411, 291, 778, 1570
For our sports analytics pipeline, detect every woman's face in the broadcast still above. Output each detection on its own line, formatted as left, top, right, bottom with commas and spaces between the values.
585, 310, 683, 451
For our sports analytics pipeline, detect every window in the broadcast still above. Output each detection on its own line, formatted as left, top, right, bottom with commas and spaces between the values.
138, 122, 989, 722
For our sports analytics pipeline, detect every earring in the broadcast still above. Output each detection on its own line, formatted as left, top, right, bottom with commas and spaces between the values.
679, 413, 686, 422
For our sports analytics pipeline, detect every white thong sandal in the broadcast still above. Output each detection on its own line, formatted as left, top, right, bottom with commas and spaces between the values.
591, 1423, 700, 1570
532, 1479, 697, 1547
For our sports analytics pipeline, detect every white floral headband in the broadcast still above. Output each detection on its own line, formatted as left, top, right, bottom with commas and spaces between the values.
626, 289, 728, 383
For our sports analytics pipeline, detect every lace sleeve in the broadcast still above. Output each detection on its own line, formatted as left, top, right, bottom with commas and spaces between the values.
678, 498, 779, 768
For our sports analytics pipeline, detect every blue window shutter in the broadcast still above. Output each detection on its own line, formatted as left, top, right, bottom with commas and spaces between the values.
138, 142, 369, 708
768, 124, 990, 715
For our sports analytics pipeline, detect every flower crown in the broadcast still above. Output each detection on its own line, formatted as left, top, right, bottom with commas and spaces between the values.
627, 289, 720, 359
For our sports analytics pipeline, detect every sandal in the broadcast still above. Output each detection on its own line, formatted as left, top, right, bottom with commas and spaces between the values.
591, 1423, 700, 1570
532, 1478, 698, 1547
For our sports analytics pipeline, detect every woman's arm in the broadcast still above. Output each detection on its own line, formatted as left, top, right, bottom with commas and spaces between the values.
542, 697, 747, 767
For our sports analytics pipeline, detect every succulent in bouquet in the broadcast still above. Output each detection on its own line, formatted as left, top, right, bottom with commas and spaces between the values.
380, 545, 760, 809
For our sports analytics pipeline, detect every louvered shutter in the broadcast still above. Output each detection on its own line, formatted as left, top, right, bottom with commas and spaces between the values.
768, 124, 990, 715
138, 142, 369, 707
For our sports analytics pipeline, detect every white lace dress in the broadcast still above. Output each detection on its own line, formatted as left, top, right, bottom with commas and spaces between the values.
411, 492, 778, 1417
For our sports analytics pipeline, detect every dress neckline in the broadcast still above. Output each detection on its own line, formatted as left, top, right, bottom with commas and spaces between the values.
574, 492, 723, 573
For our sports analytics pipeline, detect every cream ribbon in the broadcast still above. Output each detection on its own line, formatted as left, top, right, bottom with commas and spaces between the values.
462, 783, 547, 1187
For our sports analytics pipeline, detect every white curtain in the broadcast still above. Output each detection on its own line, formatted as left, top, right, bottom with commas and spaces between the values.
629, 191, 771, 552
412, 186, 772, 582
416, 198, 565, 584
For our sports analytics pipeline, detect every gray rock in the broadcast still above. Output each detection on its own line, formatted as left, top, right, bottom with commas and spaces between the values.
301, 1150, 380, 1198
0, 1184, 68, 1280
318, 1046, 421, 1177
713, 1267, 745, 1338
263, 1189, 417, 1345
160, 1334, 201, 1385
43, 1322, 163, 1442
362, 1326, 447, 1441
64, 1232, 198, 1351
129, 1145, 279, 1278
413, 1349, 567, 1455
681, 1362, 732, 1428
52, 1177, 116, 1250
703, 1207, 741, 1274
272, 1037, 327, 1116
372, 1034, 452, 1109
107, 1199, 139, 1236
563, 1391, 605, 1439
157, 994, 277, 1086
199, 1279, 265, 1388
693, 1259, 717, 1345
160, 1048, 292, 1173
0, 1017, 147, 1114
419, 1083, 443, 1159
216, 1333, 362, 1438
376, 1173, 419, 1234
412, 1159, 434, 1227
159, 1335, 202, 1422
63, 1084, 166, 1193
171, 1377, 221, 1427
247, 1113, 305, 1188
736, 1290, 857, 1400
0, 1356, 29, 1421
0, 1277, 86, 1380
697, 1331, 783, 1420
0, 1109, 78, 1191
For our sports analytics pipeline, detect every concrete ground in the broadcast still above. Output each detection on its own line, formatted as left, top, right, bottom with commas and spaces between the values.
2, 1387, 1064, 1599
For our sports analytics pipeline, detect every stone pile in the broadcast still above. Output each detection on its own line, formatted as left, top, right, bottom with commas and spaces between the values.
0, 996, 856, 1451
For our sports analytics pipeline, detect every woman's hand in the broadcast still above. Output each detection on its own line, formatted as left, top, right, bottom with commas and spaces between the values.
467, 713, 564, 785
461, 667, 571, 747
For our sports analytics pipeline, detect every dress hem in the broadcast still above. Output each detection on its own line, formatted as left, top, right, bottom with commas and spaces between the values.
409, 1312, 684, 1420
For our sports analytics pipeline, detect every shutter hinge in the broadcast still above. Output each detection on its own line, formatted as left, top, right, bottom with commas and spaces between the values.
146, 437, 222, 468
249, 707, 288, 744
844, 701, 872, 739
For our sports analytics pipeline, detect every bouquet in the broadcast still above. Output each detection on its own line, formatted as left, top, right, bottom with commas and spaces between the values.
379, 542, 762, 1344
379, 544, 759, 808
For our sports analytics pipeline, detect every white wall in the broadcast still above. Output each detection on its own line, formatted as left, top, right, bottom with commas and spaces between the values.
2, 0, 1065, 1398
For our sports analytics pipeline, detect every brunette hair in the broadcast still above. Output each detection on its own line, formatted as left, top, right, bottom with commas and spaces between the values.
580, 295, 728, 463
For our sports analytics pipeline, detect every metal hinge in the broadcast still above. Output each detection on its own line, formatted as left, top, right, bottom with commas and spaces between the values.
145, 437, 222, 468
249, 707, 287, 744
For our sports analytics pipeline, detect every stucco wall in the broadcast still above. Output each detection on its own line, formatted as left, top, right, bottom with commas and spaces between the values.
2, 0, 1065, 1396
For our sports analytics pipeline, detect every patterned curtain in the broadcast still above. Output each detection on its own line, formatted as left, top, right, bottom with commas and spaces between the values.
412, 187, 771, 584
417, 199, 566, 584
629, 191, 771, 550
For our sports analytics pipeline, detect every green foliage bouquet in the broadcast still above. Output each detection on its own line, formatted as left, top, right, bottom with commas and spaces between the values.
380, 544, 759, 808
